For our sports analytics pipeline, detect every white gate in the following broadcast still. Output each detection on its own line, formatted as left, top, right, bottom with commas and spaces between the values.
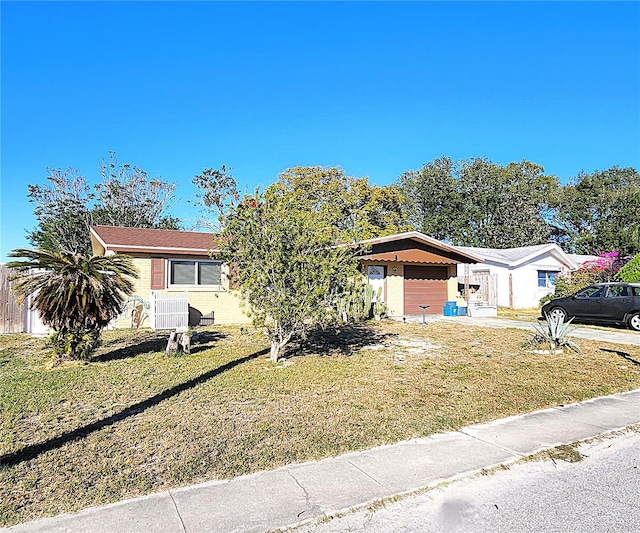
151, 291, 188, 330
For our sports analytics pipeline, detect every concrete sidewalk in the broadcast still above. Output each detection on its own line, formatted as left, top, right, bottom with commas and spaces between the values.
5, 389, 640, 533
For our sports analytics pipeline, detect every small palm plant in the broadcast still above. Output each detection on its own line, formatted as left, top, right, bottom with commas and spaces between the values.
7, 248, 138, 361
525, 312, 580, 353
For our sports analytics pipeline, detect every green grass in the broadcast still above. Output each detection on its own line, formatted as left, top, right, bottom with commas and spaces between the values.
1, 321, 640, 527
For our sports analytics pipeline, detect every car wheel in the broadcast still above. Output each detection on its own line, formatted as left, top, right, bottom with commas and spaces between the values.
547, 307, 567, 322
628, 312, 640, 332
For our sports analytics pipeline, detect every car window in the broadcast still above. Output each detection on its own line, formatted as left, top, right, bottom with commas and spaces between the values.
633, 287, 640, 297
575, 287, 604, 298
607, 285, 628, 297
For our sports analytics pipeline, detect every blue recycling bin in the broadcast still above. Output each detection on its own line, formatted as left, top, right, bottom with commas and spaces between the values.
443, 301, 458, 316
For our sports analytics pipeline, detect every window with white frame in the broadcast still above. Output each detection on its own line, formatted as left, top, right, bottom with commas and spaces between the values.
169, 260, 222, 286
537, 270, 558, 288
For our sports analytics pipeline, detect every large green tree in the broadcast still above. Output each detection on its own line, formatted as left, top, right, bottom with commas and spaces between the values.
551, 166, 640, 255
395, 156, 458, 241
7, 249, 138, 361
27, 152, 180, 256
270, 166, 411, 242
395, 157, 559, 247
220, 188, 360, 362
453, 159, 558, 248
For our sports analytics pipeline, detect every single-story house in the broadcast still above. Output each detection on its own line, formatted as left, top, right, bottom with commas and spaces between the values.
454, 243, 580, 309
357, 232, 483, 317
90, 225, 250, 328
90, 226, 483, 329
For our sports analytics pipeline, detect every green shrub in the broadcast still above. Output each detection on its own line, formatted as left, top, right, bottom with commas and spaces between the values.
48, 327, 101, 361
615, 254, 640, 283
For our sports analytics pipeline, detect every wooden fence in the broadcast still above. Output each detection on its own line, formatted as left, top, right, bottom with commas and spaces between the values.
459, 272, 498, 307
1, 265, 25, 334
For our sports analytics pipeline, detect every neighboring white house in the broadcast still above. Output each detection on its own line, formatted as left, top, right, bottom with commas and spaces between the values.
454, 243, 580, 309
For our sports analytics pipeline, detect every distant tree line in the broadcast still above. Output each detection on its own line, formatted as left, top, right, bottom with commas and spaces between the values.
395, 157, 640, 256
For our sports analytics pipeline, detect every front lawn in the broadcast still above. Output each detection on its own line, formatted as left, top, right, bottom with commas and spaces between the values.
1, 321, 639, 527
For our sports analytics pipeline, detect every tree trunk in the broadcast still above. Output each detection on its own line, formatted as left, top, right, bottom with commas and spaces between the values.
270, 341, 282, 363
268, 322, 293, 362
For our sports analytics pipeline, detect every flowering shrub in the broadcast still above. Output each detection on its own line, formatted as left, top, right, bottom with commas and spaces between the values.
590, 251, 623, 282
539, 250, 631, 305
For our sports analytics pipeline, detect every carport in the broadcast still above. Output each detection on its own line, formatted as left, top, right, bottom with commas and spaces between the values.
357, 232, 483, 318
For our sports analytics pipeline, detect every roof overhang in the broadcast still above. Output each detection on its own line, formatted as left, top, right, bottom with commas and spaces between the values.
513, 244, 579, 270
356, 231, 484, 264
359, 249, 461, 265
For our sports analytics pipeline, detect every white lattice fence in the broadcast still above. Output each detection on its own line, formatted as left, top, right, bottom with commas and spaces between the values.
151, 291, 188, 330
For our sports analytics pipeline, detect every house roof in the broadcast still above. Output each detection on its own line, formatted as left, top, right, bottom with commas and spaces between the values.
90, 225, 218, 256
454, 243, 579, 270
567, 253, 599, 266
357, 231, 484, 264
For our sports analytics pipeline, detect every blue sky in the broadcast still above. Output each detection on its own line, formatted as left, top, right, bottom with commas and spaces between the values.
2, 1, 639, 261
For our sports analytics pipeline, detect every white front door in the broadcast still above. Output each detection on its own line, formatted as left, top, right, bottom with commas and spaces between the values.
367, 265, 385, 301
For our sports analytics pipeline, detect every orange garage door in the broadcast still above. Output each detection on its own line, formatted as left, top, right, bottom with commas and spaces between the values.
403, 266, 448, 315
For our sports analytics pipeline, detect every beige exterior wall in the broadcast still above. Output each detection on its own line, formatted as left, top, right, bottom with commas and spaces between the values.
446, 266, 459, 301
384, 262, 404, 319
360, 261, 461, 318
115, 255, 250, 329
115, 255, 466, 329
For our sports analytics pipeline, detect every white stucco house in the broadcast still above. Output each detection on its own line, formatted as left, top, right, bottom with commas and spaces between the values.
454, 243, 581, 309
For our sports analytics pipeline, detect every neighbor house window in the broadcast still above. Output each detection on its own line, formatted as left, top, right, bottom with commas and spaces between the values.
537, 270, 557, 288
169, 260, 222, 286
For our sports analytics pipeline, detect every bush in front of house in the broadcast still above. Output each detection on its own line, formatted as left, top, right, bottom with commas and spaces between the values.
7, 248, 138, 362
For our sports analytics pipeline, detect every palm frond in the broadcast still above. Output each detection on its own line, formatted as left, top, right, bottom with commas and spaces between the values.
6, 248, 139, 360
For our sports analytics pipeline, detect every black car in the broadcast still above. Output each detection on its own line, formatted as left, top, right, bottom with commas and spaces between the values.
541, 282, 640, 332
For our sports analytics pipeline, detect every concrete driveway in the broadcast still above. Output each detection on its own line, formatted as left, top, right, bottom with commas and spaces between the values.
403, 315, 640, 346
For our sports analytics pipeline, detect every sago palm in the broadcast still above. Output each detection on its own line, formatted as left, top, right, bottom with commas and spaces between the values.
7, 248, 138, 360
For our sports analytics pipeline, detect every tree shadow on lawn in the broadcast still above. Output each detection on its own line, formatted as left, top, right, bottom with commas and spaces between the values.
0, 347, 268, 467
290, 322, 396, 357
189, 331, 228, 355
95, 330, 227, 362
600, 347, 640, 367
